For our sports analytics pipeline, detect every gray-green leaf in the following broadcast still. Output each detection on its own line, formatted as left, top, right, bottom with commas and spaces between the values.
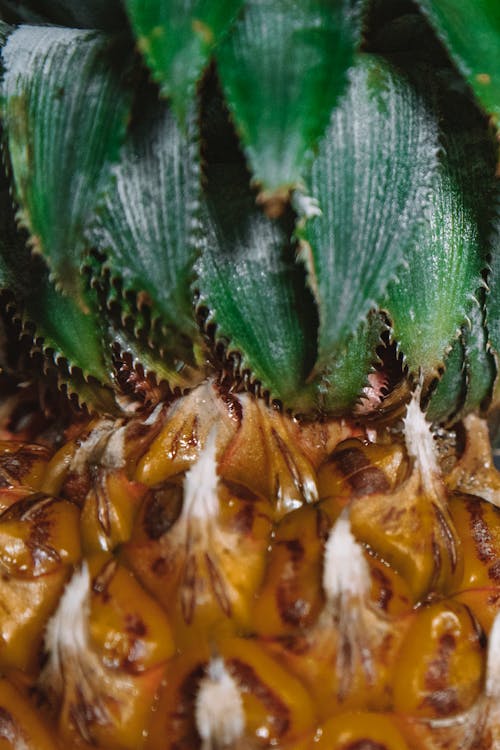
0, 186, 113, 393
385, 127, 494, 382
416, 0, 500, 125
125, 0, 243, 121
88, 96, 201, 370
1, 25, 132, 303
299, 54, 439, 376
217, 0, 363, 197
196, 164, 316, 411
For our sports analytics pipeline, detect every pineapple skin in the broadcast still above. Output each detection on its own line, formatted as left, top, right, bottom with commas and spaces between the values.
0, 382, 498, 749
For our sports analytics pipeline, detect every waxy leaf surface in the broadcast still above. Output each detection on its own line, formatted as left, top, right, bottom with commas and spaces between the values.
217, 0, 363, 196
300, 54, 439, 375
385, 127, 494, 381
427, 298, 495, 423
125, 0, 242, 121
0, 185, 112, 393
315, 315, 386, 414
461, 298, 495, 415
1, 25, 131, 302
416, 0, 500, 124
196, 165, 316, 411
426, 337, 464, 424
89, 96, 201, 369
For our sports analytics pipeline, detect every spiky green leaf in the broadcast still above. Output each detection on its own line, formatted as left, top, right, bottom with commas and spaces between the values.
488, 212, 500, 366
416, 0, 500, 125
0, 185, 113, 399
125, 0, 242, 121
299, 55, 439, 378
216, 0, 363, 197
315, 315, 386, 415
462, 298, 496, 414
385, 126, 494, 381
426, 337, 464, 424
427, 299, 495, 423
88, 95, 201, 368
196, 164, 316, 410
1, 25, 132, 303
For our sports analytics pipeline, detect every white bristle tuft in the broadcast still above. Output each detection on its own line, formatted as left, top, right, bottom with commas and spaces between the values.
195, 657, 245, 749
70, 420, 125, 473
43, 563, 90, 692
101, 424, 127, 469
322, 514, 370, 602
183, 428, 219, 521
403, 388, 439, 494
291, 190, 322, 219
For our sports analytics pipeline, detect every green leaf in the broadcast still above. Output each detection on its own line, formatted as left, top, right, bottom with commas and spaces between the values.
125, 0, 243, 121
0, 182, 114, 399
216, 0, 363, 197
88, 95, 201, 368
462, 297, 496, 414
315, 315, 386, 415
487, 212, 500, 364
111, 327, 205, 394
426, 337, 464, 424
1, 25, 132, 303
196, 164, 317, 411
416, 0, 500, 125
299, 54, 439, 377
385, 126, 494, 381
427, 298, 495, 423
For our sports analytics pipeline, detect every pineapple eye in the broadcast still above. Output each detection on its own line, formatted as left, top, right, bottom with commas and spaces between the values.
142, 482, 184, 539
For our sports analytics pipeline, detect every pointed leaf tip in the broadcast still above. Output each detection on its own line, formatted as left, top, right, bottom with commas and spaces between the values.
300, 55, 440, 382
216, 0, 365, 196
1, 25, 132, 302
125, 0, 243, 121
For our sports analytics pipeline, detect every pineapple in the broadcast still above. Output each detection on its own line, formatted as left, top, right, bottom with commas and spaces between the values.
1, 0, 500, 748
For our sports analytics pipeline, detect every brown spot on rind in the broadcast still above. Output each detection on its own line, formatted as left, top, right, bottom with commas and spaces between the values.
370, 565, 394, 612
168, 664, 206, 750
205, 552, 232, 617
125, 613, 147, 638
432, 502, 458, 573
332, 448, 390, 497
62, 468, 92, 507
92, 558, 118, 601
277, 538, 304, 564
69, 685, 108, 744
0, 444, 50, 485
231, 503, 256, 535
421, 631, 460, 716
272, 428, 305, 497
345, 742, 388, 750
228, 659, 291, 738
465, 497, 500, 583
221, 479, 259, 503
276, 585, 311, 627
95, 472, 111, 537
489, 560, 500, 583
143, 484, 183, 540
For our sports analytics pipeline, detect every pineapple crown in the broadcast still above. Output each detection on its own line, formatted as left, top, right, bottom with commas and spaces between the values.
0, 0, 499, 424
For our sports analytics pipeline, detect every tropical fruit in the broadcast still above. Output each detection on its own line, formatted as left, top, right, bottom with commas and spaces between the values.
0, 1, 500, 748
